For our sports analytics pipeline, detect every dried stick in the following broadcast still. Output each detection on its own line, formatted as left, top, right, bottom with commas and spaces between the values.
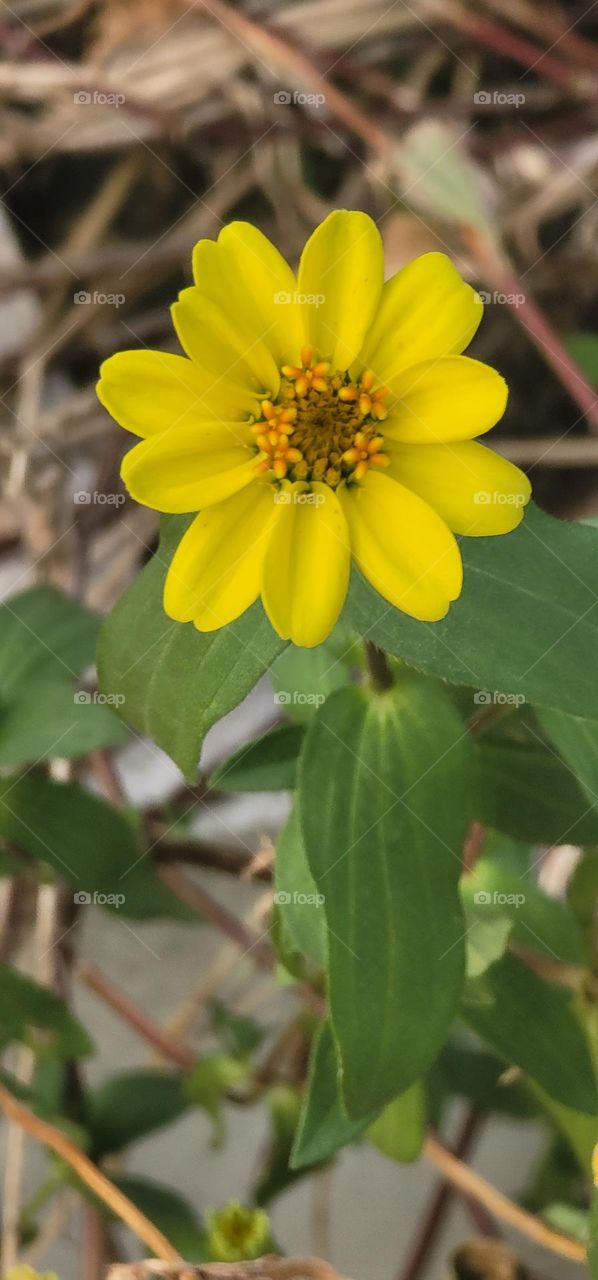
423, 1134, 586, 1263
107, 1257, 348, 1280
0, 1082, 182, 1265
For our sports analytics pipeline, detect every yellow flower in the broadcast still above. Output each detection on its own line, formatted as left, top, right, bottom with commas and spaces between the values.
207, 1201, 270, 1261
97, 211, 530, 647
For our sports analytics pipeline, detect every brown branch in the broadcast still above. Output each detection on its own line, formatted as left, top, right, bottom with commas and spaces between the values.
0, 1082, 182, 1265
423, 1134, 586, 1263
77, 963, 198, 1070
157, 866, 276, 971
107, 1257, 348, 1280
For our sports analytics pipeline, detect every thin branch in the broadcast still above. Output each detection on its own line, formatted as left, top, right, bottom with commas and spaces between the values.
77, 962, 198, 1070
423, 1134, 586, 1263
107, 1257, 349, 1280
0, 1082, 182, 1265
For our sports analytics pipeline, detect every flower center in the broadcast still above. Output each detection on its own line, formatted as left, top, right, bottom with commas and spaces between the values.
251, 345, 391, 488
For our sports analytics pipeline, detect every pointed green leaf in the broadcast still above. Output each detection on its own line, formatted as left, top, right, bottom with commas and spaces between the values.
291, 1022, 368, 1169
299, 676, 470, 1118
0, 964, 92, 1058
209, 724, 304, 793
367, 1079, 426, 1163
346, 505, 598, 720
0, 586, 99, 695
462, 953, 597, 1114
98, 516, 286, 780
0, 773, 191, 920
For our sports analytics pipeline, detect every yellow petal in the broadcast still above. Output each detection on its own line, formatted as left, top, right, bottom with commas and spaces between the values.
164, 481, 278, 628
386, 440, 531, 536
383, 356, 508, 444
296, 211, 384, 370
97, 350, 258, 437
355, 251, 483, 383
339, 471, 462, 621
171, 288, 279, 396
121, 422, 257, 513
192, 222, 304, 367
261, 482, 350, 646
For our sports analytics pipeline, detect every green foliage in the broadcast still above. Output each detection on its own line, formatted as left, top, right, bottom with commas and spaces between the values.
346, 504, 598, 719
0, 965, 92, 1058
98, 516, 286, 779
462, 953, 597, 1113
209, 724, 303, 793
86, 1070, 190, 1156
0, 773, 190, 920
299, 676, 470, 1117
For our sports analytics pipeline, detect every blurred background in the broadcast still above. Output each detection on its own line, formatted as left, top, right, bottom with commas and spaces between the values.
1, 0, 598, 1277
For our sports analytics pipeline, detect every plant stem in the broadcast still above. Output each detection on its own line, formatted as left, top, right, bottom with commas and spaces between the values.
365, 642, 394, 691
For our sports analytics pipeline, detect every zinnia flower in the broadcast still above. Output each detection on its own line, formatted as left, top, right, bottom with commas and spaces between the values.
97, 211, 530, 647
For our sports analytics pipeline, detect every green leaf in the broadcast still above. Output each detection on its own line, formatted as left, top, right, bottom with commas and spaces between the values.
345, 504, 598, 720
112, 1176, 208, 1262
255, 1085, 305, 1205
473, 739, 598, 845
291, 1022, 368, 1169
432, 1040, 536, 1119
0, 681, 127, 766
529, 1083, 597, 1173
209, 724, 304, 793
367, 1080, 425, 1163
87, 1070, 189, 1156
538, 707, 598, 813
98, 516, 286, 780
208, 999, 265, 1058
463, 847, 583, 965
186, 1053, 247, 1145
464, 913, 512, 979
462, 953, 597, 1114
540, 1203, 589, 1245
299, 676, 470, 1118
567, 334, 598, 385
0, 773, 191, 920
274, 808, 326, 970
270, 630, 357, 724
0, 586, 99, 695
0, 964, 92, 1058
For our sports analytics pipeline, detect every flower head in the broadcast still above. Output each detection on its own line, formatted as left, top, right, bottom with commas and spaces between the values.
97, 211, 530, 647
207, 1201, 270, 1261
